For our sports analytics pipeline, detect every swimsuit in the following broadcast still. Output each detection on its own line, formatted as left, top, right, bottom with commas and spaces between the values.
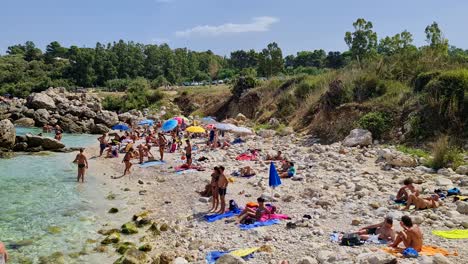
367, 228, 378, 235
100, 143, 107, 151
219, 188, 227, 196
78, 164, 85, 169
186, 153, 192, 159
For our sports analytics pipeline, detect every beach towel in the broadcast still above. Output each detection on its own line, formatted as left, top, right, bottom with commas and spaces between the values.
382, 245, 458, 257
259, 214, 290, 222
176, 169, 198, 175
239, 219, 280, 230
432, 229, 468, 239
236, 153, 257, 161
204, 209, 242, 222
139, 160, 166, 168
205, 248, 258, 264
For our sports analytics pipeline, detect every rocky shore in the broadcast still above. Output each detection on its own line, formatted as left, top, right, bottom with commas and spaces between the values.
75, 131, 468, 264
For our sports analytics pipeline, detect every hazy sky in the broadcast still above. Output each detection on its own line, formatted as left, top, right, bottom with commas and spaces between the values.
1, 0, 467, 55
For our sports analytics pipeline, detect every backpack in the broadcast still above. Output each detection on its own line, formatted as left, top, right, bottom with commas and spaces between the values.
229, 200, 239, 212
447, 188, 461, 196
340, 233, 363, 246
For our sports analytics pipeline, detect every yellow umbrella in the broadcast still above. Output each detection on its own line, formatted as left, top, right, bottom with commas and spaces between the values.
186, 126, 206, 133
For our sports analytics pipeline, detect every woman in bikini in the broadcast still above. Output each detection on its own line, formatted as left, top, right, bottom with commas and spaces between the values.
209, 167, 220, 213
122, 147, 134, 176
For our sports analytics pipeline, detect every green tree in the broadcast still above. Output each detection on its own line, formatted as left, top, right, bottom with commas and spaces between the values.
425, 22, 449, 54
378, 30, 414, 56
344, 18, 378, 61
44, 41, 68, 63
67, 46, 96, 87
258, 42, 284, 77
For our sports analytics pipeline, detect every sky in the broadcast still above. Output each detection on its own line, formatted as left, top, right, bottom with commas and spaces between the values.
1, 0, 468, 56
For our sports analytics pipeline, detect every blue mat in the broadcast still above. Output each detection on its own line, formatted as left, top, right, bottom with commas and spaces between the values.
239, 219, 280, 230
139, 160, 165, 168
205, 251, 254, 264
204, 208, 241, 222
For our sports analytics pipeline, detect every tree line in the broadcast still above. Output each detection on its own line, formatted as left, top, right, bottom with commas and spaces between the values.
1, 19, 468, 98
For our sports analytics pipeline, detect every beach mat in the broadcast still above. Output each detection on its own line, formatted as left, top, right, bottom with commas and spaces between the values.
139, 160, 165, 168
240, 219, 280, 230
204, 209, 241, 223
176, 169, 198, 175
432, 229, 468, 239
205, 247, 258, 264
382, 245, 458, 257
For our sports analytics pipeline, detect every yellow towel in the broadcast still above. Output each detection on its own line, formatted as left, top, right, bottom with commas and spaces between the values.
432, 229, 468, 239
230, 247, 259, 257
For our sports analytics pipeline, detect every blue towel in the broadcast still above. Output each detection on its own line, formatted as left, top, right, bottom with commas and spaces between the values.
204, 209, 241, 222
139, 160, 165, 168
239, 219, 280, 230
205, 251, 254, 264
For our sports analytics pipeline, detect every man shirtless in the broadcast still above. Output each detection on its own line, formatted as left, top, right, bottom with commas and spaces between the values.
73, 148, 88, 183
157, 133, 167, 161
402, 193, 441, 210
396, 178, 419, 203
217, 166, 229, 214
391, 215, 423, 251
356, 216, 395, 241
185, 139, 192, 166
98, 133, 108, 157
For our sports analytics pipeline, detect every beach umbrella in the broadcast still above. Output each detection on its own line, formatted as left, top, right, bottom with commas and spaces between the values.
201, 117, 217, 125
161, 119, 178, 132
268, 162, 282, 189
205, 124, 215, 130
173, 116, 183, 124
215, 123, 237, 131
231, 126, 253, 135
186, 126, 206, 133
138, 119, 154, 126
112, 124, 130, 131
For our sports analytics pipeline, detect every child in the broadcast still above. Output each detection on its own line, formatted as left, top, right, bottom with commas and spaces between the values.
216, 166, 228, 214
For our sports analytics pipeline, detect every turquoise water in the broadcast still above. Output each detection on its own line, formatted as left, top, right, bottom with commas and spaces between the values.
0, 128, 107, 263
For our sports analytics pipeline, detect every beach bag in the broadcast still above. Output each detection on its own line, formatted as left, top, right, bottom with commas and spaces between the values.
447, 188, 461, 196
229, 200, 239, 211
340, 233, 363, 246
402, 247, 418, 258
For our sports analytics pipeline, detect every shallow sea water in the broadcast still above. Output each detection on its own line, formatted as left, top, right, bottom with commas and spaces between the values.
0, 128, 112, 263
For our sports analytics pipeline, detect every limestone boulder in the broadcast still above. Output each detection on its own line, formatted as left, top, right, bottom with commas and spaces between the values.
455, 165, 468, 175
41, 137, 65, 150
26, 134, 44, 148
33, 109, 51, 126
342, 129, 372, 147
357, 252, 396, 264
58, 117, 83, 133
14, 117, 35, 127
95, 110, 119, 127
91, 124, 110, 134
456, 202, 468, 215
27, 93, 56, 110
215, 254, 246, 264
0, 119, 16, 149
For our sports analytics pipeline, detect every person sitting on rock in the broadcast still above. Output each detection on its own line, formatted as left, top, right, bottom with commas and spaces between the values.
390, 215, 423, 252
266, 151, 283, 161
395, 178, 419, 203
355, 216, 395, 242
236, 197, 271, 224
402, 193, 441, 211
280, 162, 296, 178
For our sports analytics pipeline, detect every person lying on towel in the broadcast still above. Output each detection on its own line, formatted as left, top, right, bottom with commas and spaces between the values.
355, 216, 395, 242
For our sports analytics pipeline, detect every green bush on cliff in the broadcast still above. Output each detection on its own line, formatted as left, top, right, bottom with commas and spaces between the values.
357, 111, 391, 139
352, 75, 387, 102
428, 135, 465, 170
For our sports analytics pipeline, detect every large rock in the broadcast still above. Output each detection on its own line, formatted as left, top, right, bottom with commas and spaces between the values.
0, 119, 16, 149
41, 137, 65, 150
114, 248, 148, 264
257, 129, 276, 138
59, 117, 83, 133
33, 109, 51, 126
215, 254, 246, 264
433, 254, 453, 264
12, 142, 28, 151
172, 257, 189, 264
278, 127, 294, 136
357, 252, 396, 264
81, 107, 97, 119
342, 129, 372, 147
95, 110, 119, 127
28, 93, 56, 110
91, 124, 110, 134
14, 117, 35, 127
378, 149, 417, 167
119, 112, 138, 123
456, 202, 468, 215
456, 165, 468, 175
26, 134, 44, 148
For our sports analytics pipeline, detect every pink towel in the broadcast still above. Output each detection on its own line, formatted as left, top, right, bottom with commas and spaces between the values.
260, 214, 289, 222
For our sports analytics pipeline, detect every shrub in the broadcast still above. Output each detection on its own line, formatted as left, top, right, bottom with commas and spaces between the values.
295, 82, 314, 100
428, 135, 465, 170
231, 76, 257, 99
396, 145, 430, 159
319, 79, 350, 110
357, 111, 391, 139
277, 94, 296, 119
151, 76, 169, 88
413, 71, 440, 92
352, 75, 386, 102
105, 79, 130, 92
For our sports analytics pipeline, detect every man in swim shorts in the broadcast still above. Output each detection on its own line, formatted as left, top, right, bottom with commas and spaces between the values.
73, 148, 88, 183
355, 216, 395, 241
216, 166, 228, 214
185, 139, 192, 167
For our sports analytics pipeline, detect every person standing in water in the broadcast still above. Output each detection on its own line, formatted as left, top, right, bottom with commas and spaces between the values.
73, 148, 88, 183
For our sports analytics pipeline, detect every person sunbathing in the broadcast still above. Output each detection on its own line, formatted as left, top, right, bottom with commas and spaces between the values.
395, 178, 419, 203
240, 166, 256, 177
280, 162, 296, 178
355, 216, 395, 242
402, 193, 441, 210
390, 216, 423, 252
236, 197, 271, 224
266, 151, 283, 161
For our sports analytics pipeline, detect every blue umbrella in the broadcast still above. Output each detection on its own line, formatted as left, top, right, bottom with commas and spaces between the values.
112, 124, 130, 131
138, 119, 154, 126
268, 162, 282, 189
161, 119, 178, 132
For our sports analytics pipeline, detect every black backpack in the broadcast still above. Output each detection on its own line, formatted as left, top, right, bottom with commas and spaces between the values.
341, 233, 363, 246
